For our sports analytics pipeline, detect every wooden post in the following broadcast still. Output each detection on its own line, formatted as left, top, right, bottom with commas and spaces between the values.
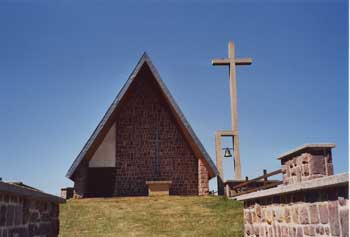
215, 132, 225, 195
263, 169, 267, 185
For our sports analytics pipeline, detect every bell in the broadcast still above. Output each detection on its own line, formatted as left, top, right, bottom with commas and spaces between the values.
223, 148, 232, 158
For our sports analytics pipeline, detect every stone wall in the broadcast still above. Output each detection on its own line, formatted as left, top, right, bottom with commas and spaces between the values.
236, 144, 349, 237
113, 64, 202, 196
0, 182, 64, 237
243, 184, 348, 237
198, 159, 209, 195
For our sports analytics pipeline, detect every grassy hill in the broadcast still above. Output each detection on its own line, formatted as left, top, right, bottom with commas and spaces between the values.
59, 196, 243, 237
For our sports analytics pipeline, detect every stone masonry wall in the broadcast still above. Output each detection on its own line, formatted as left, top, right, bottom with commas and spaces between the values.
0, 192, 60, 237
243, 186, 349, 237
113, 64, 207, 196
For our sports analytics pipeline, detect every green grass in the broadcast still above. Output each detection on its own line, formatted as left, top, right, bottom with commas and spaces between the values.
59, 196, 243, 237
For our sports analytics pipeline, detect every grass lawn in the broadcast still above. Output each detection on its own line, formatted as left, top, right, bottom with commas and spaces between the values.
59, 196, 243, 237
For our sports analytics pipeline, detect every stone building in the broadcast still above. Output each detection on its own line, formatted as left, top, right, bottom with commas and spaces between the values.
66, 53, 218, 198
0, 181, 64, 236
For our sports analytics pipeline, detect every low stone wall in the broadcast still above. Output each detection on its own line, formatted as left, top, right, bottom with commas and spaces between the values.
241, 177, 348, 237
236, 144, 349, 237
0, 182, 65, 237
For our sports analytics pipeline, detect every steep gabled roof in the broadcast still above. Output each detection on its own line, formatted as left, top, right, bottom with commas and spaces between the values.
66, 53, 218, 179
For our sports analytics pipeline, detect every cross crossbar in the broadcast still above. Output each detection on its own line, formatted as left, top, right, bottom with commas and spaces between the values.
212, 58, 252, 66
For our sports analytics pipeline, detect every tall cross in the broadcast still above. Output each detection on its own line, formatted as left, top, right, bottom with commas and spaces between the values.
212, 41, 252, 180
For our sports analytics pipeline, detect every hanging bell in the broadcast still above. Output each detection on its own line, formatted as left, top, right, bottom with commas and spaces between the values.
223, 148, 232, 158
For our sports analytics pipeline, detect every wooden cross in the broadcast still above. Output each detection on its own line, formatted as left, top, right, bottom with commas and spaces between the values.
212, 41, 252, 180
150, 126, 161, 178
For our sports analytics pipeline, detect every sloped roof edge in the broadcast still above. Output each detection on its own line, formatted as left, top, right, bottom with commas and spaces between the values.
66, 53, 218, 179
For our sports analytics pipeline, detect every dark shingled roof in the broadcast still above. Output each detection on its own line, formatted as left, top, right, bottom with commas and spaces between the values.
66, 53, 218, 179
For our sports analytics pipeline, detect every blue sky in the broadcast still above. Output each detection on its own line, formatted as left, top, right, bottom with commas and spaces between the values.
0, 0, 348, 195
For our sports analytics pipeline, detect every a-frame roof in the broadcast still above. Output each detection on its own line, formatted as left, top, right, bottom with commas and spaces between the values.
66, 53, 218, 179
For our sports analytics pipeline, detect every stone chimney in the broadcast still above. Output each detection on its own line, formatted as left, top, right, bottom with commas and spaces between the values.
277, 144, 335, 185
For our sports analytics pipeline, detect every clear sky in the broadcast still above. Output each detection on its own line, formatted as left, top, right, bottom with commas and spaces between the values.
0, 0, 348, 195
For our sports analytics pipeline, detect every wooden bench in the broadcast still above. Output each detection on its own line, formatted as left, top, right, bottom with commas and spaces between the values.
145, 181, 172, 196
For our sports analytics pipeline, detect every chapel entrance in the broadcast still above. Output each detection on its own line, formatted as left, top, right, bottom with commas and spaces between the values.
86, 167, 116, 197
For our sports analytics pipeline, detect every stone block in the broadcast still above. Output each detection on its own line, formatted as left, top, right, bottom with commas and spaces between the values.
3, 194, 9, 203
275, 208, 283, 223
327, 163, 334, 175
260, 226, 266, 237
244, 210, 252, 224
8, 227, 27, 237
38, 223, 52, 235
281, 226, 288, 237
41, 213, 51, 222
255, 204, 262, 218
253, 211, 261, 224
309, 204, 319, 224
302, 164, 310, 177
300, 207, 309, 224
328, 201, 340, 236
2, 229, 8, 237
292, 207, 299, 223
0, 205, 6, 226
272, 224, 278, 237
309, 155, 326, 175
284, 208, 291, 223
340, 208, 349, 237
296, 154, 310, 166
30, 211, 39, 222
303, 226, 315, 236
289, 226, 297, 237
266, 209, 273, 225
51, 203, 59, 217
14, 206, 23, 225
245, 224, 253, 236
338, 197, 347, 206
324, 226, 330, 235
316, 225, 324, 235
296, 226, 303, 237
29, 223, 39, 236
318, 203, 329, 224
6, 205, 14, 226
52, 219, 59, 235
296, 167, 302, 183
268, 226, 273, 236
254, 226, 259, 236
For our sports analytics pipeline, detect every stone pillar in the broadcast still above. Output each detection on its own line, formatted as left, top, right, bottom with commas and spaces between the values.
278, 144, 335, 185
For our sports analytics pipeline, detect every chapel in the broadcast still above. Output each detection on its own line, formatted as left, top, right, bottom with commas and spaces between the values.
66, 53, 218, 197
